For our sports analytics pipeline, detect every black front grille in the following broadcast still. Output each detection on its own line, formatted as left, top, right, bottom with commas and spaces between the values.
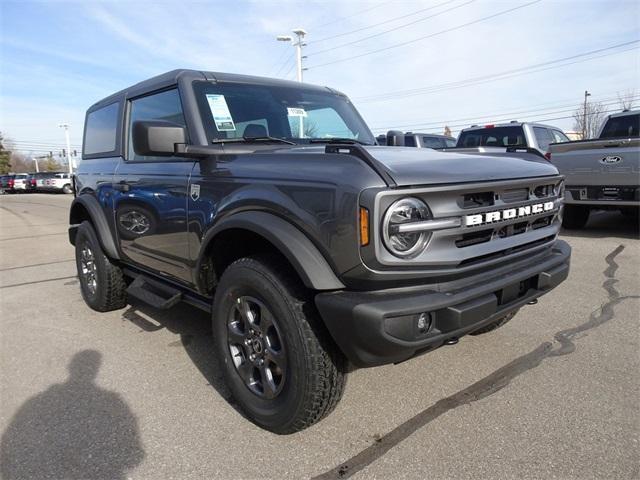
460, 191, 494, 209
502, 188, 529, 203
458, 236, 556, 267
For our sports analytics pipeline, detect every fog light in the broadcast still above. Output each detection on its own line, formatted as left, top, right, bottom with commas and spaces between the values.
416, 312, 432, 334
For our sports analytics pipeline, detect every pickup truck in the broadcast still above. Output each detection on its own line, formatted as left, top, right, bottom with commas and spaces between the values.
457, 121, 570, 158
548, 109, 640, 228
377, 131, 457, 148
69, 69, 570, 433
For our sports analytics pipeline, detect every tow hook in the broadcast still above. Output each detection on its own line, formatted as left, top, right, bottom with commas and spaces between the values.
444, 337, 459, 345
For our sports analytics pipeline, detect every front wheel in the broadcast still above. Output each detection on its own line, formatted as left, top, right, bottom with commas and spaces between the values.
212, 256, 346, 434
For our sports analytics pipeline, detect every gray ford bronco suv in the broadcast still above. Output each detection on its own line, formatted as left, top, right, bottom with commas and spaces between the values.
69, 69, 571, 433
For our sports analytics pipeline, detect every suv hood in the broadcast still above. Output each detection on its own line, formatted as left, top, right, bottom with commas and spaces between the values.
278, 145, 558, 186
361, 146, 558, 186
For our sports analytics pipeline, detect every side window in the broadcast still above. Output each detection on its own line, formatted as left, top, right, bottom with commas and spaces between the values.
404, 136, 417, 147
533, 127, 553, 151
84, 102, 119, 156
551, 130, 569, 143
127, 89, 186, 161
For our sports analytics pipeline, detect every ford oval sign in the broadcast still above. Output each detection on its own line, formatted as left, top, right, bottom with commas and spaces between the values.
600, 155, 622, 165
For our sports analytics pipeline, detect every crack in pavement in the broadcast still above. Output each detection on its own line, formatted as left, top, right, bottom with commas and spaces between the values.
0, 232, 67, 242
0, 205, 33, 225
0, 275, 78, 289
0, 259, 75, 272
313, 244, 639, 480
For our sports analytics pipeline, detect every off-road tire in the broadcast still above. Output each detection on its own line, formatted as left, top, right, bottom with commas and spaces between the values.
469, 309, 519, 336
75, 221, 127, 312
562, 205, 590, 229
212, 255, 347, 434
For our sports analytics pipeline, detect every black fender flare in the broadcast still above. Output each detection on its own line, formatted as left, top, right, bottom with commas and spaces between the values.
200, 211, 345, 291
69, 195, 120, 260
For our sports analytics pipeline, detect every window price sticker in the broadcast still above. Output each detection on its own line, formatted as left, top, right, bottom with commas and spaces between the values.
206, 94, 236, 131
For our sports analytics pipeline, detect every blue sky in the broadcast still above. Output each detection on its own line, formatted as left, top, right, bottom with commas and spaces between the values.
0, 0, 638, 156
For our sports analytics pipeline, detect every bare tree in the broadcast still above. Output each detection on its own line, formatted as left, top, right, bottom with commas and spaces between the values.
572, 101, 607, 139
617, 89, 637, 110
443, 126, 452, 137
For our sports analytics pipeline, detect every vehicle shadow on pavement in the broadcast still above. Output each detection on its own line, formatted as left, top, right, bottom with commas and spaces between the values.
0, 350, 144, 480
121, 300, 242, 415
560, 210, 639, 240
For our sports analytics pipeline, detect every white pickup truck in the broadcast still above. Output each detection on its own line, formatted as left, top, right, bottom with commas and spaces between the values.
548, 110, 640, 228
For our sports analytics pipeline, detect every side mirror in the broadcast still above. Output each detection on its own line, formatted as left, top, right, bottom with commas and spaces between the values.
132, 120, 186, 156
386, 130, 405, 146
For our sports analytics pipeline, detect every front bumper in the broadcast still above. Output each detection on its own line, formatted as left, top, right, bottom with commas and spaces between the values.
316, 240, 571, 367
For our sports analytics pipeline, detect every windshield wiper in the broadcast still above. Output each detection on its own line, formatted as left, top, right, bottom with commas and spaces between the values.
309, 138, 371, 145
212, 136, 296, 145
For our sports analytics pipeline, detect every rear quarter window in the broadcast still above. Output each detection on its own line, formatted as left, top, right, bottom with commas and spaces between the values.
457, 126, 526, 148
83, 102, 120, 157
600, 114, 640, 138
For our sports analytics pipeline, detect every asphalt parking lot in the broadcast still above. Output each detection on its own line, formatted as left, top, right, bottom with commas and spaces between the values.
0, 193, 638, 479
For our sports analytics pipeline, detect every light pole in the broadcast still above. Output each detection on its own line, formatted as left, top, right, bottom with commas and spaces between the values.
58, 123, 73, 174
582, 90, 591, 139
276, 28, 308, 82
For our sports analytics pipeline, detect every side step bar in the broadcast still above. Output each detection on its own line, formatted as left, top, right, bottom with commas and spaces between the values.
122, 267, 213, 313
126, 275, 182, 310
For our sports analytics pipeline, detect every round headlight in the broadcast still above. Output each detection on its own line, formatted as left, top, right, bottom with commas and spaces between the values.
382, 197, 431, 258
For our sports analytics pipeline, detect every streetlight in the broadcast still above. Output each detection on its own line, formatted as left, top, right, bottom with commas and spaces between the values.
582, 90, 591, 139
276, 28, 307, 82
58, 123, 73, 174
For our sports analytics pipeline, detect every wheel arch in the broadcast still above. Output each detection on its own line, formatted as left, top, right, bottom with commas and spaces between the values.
69, 195, 120, 260
197, 211, 345, 292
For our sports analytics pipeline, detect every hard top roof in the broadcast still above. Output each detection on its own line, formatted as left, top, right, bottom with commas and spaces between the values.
89, 69, 341, 111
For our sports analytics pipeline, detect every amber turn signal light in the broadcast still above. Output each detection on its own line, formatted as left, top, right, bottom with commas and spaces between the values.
359, 207, 369, 246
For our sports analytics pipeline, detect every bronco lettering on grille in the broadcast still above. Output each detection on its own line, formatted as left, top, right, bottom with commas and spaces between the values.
464, 201, 555, 227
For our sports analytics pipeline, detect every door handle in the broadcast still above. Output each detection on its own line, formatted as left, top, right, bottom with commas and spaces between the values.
113, 181, 131, 192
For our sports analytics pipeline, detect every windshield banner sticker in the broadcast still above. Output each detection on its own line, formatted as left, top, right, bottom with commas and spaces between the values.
206, 94, 236, 131
287, 107, 307, 117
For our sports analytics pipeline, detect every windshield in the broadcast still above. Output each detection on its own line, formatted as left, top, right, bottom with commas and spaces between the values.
194, 81, 375, 145
457, 126, 526, 148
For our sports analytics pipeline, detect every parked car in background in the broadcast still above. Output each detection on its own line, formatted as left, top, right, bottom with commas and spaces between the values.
0, 174, 29, 193
11, 173, 29, 192
35, 172, 57, 190
457, 122, 570, 158
548, 109, 640, 228
0, 175, 14, 193
377, 132, 457, 148
40, 172, 74, 193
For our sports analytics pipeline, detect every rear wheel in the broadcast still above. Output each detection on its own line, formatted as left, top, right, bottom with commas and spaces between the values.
75, 221, 127, 312
469, 309, 519, 336
62, 183, 73, 194
212, 255, 346, 434
562, 205, 590, 229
